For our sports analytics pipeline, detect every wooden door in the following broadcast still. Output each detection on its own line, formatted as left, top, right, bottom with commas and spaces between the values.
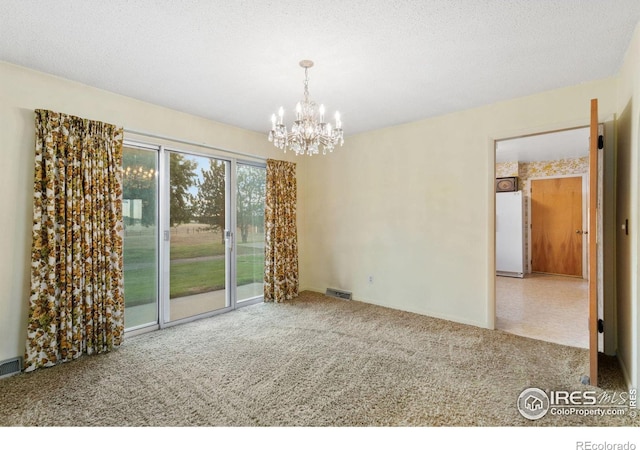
531, 176, 583, 276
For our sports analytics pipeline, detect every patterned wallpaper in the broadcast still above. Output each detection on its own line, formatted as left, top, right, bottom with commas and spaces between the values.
496, 156, 588, 273
519, 157, 589, 192
496, 161, 519, 178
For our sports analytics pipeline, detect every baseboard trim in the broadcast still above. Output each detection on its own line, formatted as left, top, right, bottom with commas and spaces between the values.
301, 287, 488, 329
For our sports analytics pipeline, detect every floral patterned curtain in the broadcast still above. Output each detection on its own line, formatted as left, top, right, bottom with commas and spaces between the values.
24, 110, 124, 372
264, 159, 298, 302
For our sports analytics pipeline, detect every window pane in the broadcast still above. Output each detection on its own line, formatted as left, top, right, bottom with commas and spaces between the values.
123, 146, 158, 329
236, 163, 266, 301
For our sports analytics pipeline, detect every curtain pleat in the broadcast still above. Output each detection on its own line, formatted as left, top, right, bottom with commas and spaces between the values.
25, 110, 124, 372
264, 159, 298, 303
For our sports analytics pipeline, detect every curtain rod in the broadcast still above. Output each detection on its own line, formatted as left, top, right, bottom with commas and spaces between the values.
123, 128, 268, 161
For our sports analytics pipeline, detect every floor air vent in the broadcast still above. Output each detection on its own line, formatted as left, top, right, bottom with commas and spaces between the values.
0, 357, 22, 379
326, 288, 352, 300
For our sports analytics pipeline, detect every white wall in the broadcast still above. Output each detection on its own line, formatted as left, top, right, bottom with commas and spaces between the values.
0, 61, 295, 363
299, 79, 618, 332
615, 22, 640, 390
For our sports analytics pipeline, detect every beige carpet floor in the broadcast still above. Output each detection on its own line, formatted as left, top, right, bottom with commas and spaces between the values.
0, 291, 635, 426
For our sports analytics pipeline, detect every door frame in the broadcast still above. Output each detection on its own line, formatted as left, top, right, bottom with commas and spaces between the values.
490, 121, 602, 385
528, 174, 588, 279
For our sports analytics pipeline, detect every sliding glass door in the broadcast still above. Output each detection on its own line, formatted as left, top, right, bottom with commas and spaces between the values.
122, 141, 265, 332
167, 152, 230, 322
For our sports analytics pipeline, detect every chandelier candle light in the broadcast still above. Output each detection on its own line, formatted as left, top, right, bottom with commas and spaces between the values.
268, 60, 344, 156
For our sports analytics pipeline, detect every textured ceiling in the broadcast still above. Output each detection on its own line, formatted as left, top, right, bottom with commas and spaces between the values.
1, 1, 640, 137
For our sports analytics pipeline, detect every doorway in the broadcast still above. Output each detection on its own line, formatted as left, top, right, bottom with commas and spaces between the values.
495, 128, 590, 349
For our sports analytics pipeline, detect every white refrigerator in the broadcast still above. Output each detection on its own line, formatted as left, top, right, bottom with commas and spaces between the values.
496, 191, 524, 278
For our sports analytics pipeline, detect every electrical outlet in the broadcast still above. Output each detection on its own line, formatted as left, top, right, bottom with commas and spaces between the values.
368, 275, 374, 284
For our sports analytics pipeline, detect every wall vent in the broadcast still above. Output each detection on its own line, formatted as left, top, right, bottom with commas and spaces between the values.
325, 288, 352, 300
0, 357, 22, 379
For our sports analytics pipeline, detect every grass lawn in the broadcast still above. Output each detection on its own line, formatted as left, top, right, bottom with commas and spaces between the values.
123, 226, 264, 306
123, 265, 157, 307
169, 254, 264, 298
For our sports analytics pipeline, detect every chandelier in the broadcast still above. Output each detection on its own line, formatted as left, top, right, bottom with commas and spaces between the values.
268, 60, 344, 156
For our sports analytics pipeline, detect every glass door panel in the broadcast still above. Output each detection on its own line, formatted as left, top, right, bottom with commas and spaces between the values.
123, 146, 158, 329
168, 152, 229, 321
236, 163, 266, 302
